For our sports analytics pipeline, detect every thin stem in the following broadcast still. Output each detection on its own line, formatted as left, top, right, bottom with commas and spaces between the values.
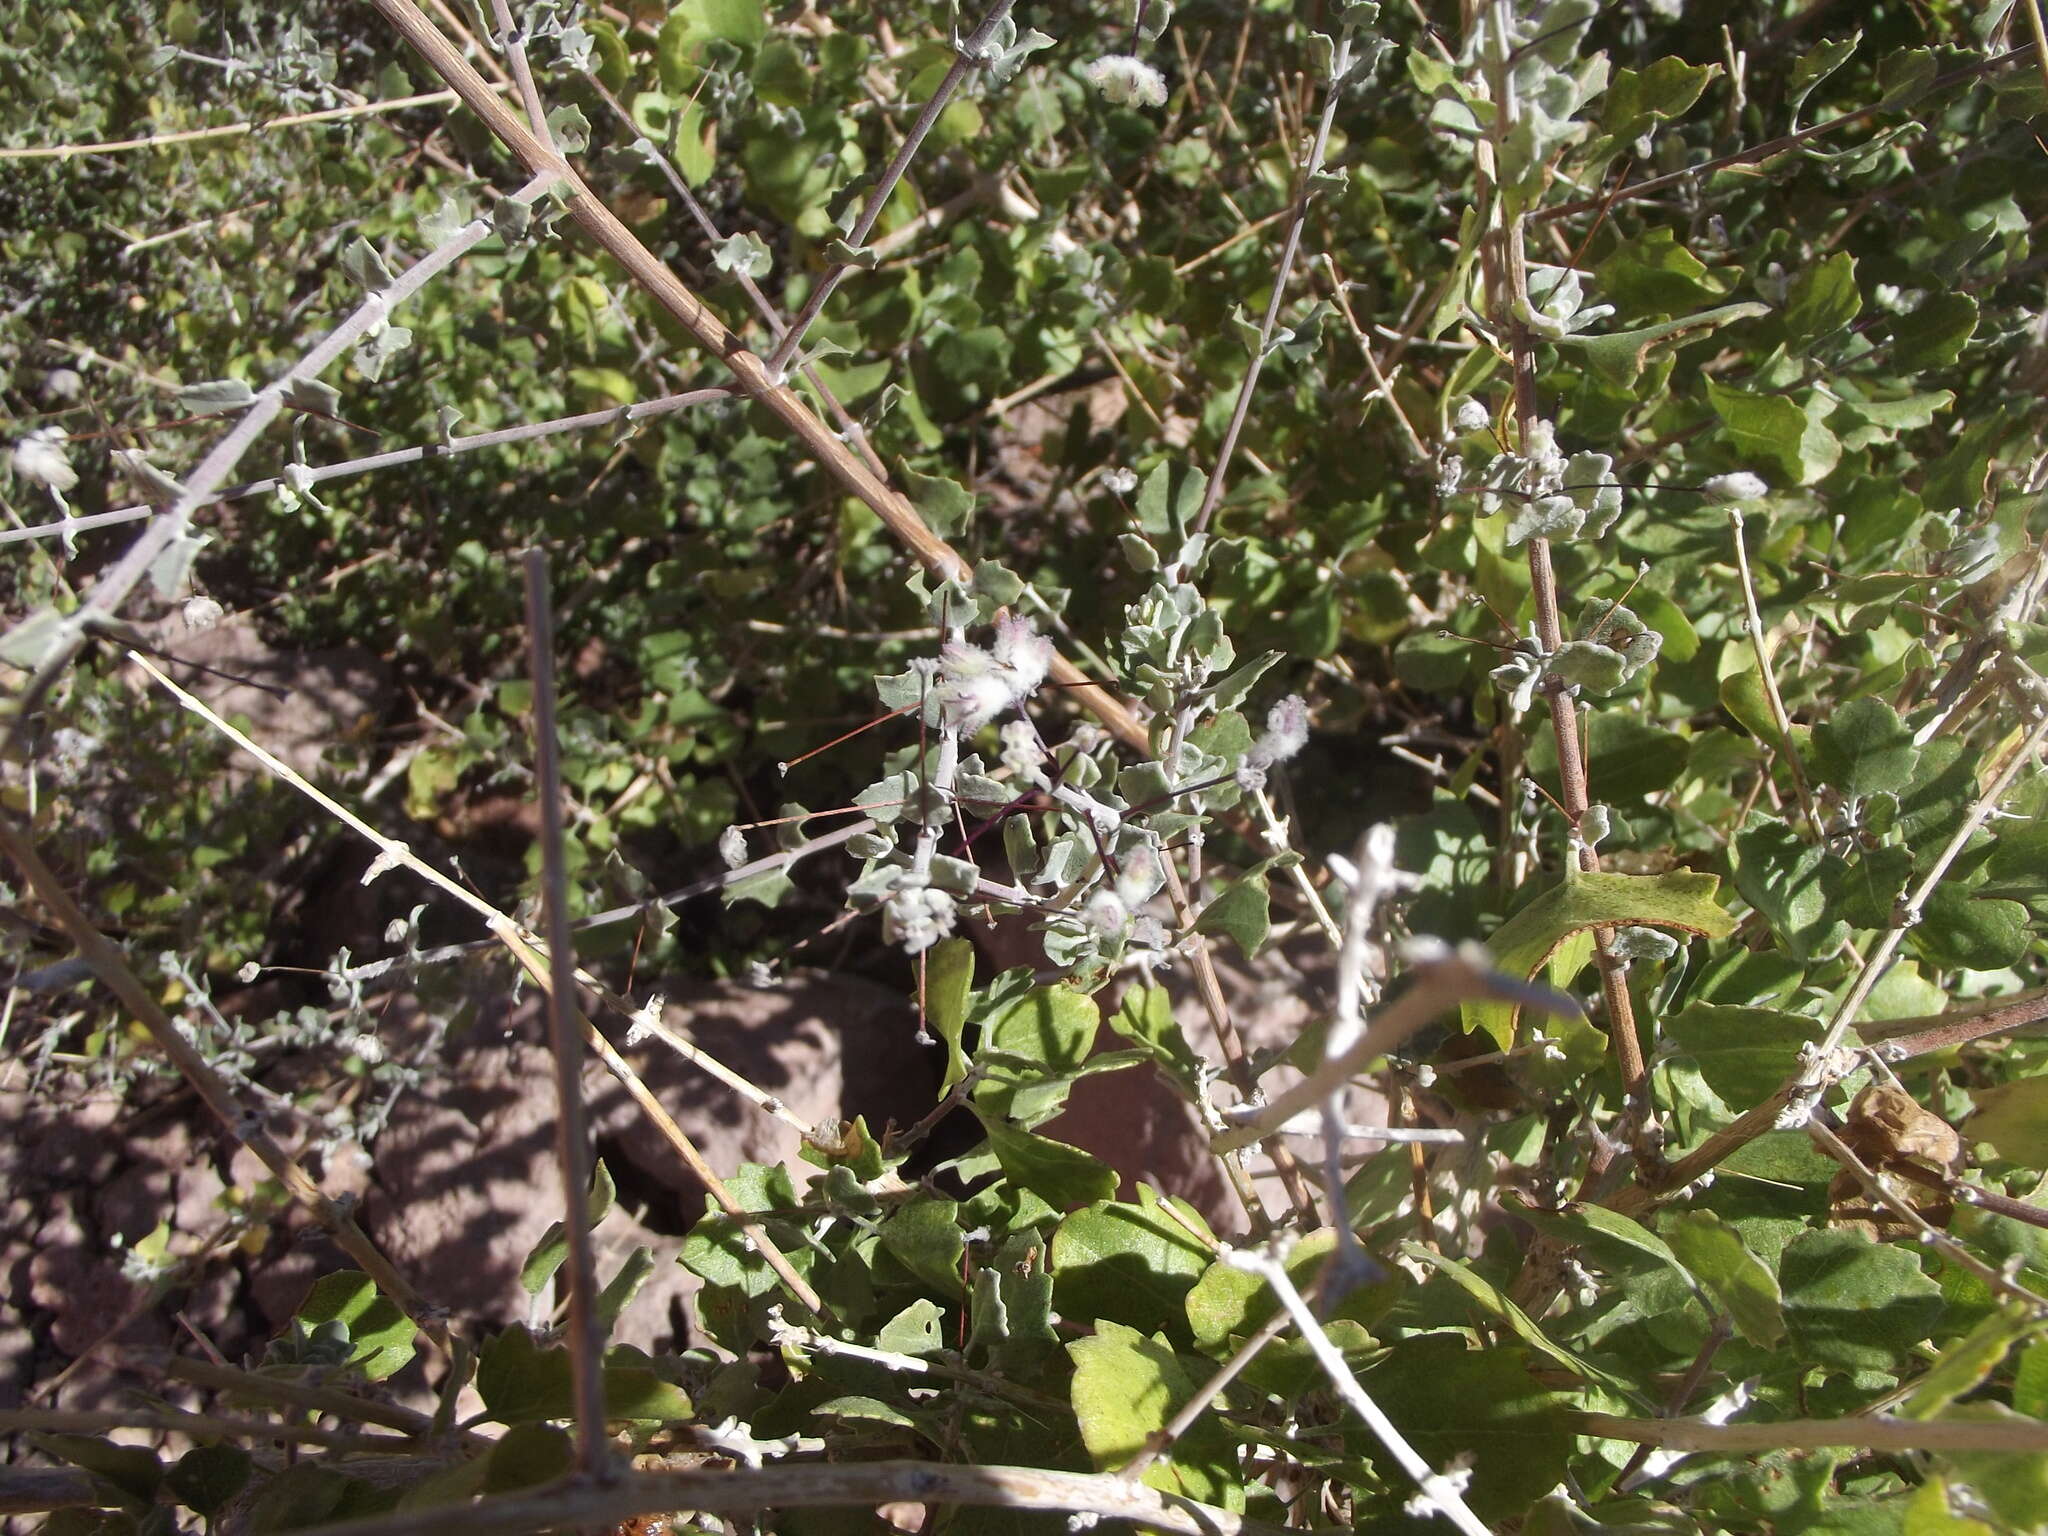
0, 387, 741, 549
333, 818, 870, 988
1190, 25, 1354, 536
766, 0, 1018, 378
182, 1462, 1291, 1536
1477, 1, 1646, 1111
520, 551, 608, 1477
0, 1408, 413, 1454
1579, 1411, 2048, 1455
487, 0, 554, 149
1729, 507, 1819, 832
1226, 1246, 1492, 1536
1859, 986, 2048, 1059
0, 87, 503, 160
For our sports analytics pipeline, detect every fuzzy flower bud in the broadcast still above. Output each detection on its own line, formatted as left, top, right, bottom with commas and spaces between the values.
1084, 54, 1169, 108
936, 617, 1053, 732
1702, 471, 1768, 503
718, 824, 749, 870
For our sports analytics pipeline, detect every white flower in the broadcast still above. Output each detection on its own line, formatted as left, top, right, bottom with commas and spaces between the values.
11, 428, 77, 493
1453, 398, 1490, 435
350, 1032, 386, 1065
42, 368, 84, 402
936, 618, 1052, 732
1102, 466, 1138, 495
1084, 54, 1169, 109
182, 596, 224, 631
1702, 471, 1768, 503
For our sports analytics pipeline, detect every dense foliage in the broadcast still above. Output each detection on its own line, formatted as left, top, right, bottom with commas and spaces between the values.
6, 0, 2048, 1532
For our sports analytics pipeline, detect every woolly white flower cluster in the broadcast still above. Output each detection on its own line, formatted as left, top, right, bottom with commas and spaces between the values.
11, 427, 77, 494
935, 616, 1053, 732
1233, 695, 1310, 792
885, 877, 958, 955
1084, 54, 1169, 109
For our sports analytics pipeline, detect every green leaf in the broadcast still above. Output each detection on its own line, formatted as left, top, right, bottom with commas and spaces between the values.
1789, 34, 1862, 117
484, 1423, 573, 1493
1706, 379, 1841, 485
924, 937, 974, 1093
1053, 1194, 1213, 1339
165, 1446, 250, 1518
1400, 1242, 1637, 1397
1912, 887, 2031, 972
1108, 984, 1207, 1095
974, 985, 1101, 1124
1905, 1473, 1999, 1536
1903, 1306, 2040, 1418
1136, 460, 1208, 540
1599, 56, 1720, 147
1194, 869, 1270, 959
520, 1160, 618, 1297
294, 1270, 416, 1381
899, 464, 976, 538
696, 0, 766, 45
1598, 228, 1732, 314
475, 1326, 693, 1424
979, 1114, 1120, 1209
28, 1436, 162, 1508
1810, 696, 1920, 797
2015, 1338, 2048, 1418
596, 1247, 654, 1334
879, 1197, 965, 1299
1660, 1004, 1825, 1111
1507, 1197, 1685, 1279
1823, 844, 1914, 930
1939, 1404, 2048, 1532
1662, 1210, 1786, 1347
1784, 252, 1862, 343
1966, 1077, 2048, 1167
176, 377, 256, 415
753, 36, 812, 107
875, 1297, 946, 1358
1461, 871, 1735, 1050
1892, 293, 1978, 371
1733, 820, 1849, 963
1185, 1227, 1399, 1352
1356, 1335, 1576, 1522
1068, 1321, 1243, 1510
1557, 302, 1768, 385
339, 236, 393, 293
1780, 1228, 1946, 1369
